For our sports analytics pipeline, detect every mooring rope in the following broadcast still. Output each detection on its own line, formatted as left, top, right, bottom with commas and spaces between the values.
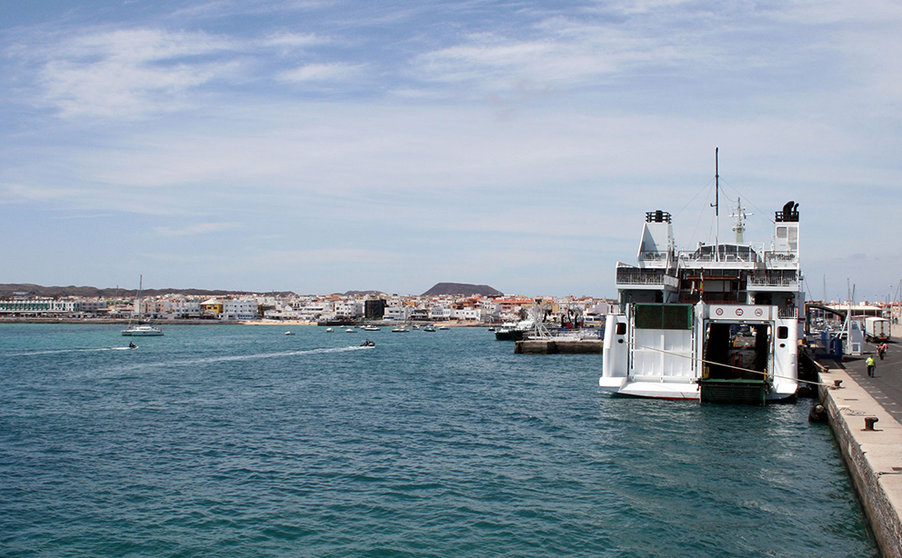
626, 340, 832, 388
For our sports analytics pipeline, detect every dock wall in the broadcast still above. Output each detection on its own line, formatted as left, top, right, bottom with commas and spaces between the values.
817, 365, 902, 558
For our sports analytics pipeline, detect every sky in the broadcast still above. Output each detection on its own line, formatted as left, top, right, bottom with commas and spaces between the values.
1, 1, 900, 300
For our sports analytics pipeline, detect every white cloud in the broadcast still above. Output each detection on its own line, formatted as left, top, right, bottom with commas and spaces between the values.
153, 222, 244, 236
278, 62, 363, 83
260, 31, 324, 49
19, 28, 239, 118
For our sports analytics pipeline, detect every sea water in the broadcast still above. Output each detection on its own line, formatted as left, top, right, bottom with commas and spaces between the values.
0, 324, 877, 557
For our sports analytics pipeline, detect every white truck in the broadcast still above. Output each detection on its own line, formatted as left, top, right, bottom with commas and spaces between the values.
864, 316, 891, 343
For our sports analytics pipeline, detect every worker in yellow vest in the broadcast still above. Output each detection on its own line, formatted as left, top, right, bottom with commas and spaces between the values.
866, 355, 876, 377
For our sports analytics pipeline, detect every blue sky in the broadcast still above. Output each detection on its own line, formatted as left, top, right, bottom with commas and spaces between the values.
2, 1, 900, 300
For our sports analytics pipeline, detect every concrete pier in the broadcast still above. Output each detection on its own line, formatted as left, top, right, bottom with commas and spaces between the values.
816, 347, 902, 558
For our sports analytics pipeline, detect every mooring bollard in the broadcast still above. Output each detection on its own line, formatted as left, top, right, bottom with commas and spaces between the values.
833, 379, 843, 388
864, 416, 879, 431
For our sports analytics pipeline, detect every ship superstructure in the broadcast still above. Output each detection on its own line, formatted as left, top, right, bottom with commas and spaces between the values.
599, 200, 803, 402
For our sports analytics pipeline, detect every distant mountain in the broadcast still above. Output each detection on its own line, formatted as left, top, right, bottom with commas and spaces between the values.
421, 283, 502, 297
0, 283, 295, 299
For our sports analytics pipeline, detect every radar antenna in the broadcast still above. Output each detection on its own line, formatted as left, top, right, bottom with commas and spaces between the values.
730, 197, 752, 243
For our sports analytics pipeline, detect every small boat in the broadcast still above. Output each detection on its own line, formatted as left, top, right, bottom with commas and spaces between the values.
325, 328, 333, 332
362, 325, 380, 331
391, 326, 409, 332
284, 331, 295, 335
122, 323, 163, 337
122, 276, 163, 336
423, 324, 436, 332
360, 339, 375, 347
494, 320, 534, 341
438, 326, 450, 330
345, 328, 355, 333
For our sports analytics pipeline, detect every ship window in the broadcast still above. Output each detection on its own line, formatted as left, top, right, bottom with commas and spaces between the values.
616, 322, 626, 335
634, 304, 692, 330
777, 326, 788, 339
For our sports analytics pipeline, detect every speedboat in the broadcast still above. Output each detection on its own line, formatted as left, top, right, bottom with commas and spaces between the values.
284, 331, 295, 335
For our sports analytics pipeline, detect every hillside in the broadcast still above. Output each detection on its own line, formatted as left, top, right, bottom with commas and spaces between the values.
421, 283, 502, 297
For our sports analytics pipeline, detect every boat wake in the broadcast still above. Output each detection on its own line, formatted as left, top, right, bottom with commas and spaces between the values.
5, 345, 368, 360
4, 347, 137, 357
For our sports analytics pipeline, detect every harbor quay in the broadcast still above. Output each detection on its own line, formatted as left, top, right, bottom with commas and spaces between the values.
813, 327, 902, 558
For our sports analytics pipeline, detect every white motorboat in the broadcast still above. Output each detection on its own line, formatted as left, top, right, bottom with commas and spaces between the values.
121, 323, 163, 336
599, 153, 802, 403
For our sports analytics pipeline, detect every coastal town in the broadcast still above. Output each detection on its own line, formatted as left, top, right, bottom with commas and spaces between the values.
0, 288, 617, 327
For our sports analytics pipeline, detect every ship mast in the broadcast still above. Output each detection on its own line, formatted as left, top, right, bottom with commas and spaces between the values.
713, 148, 720, 261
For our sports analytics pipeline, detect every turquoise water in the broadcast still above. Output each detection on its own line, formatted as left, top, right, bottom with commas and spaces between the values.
0, 324, 876, 557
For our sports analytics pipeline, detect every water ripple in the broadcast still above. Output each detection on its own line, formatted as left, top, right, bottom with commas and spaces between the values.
0, 324, 877, 557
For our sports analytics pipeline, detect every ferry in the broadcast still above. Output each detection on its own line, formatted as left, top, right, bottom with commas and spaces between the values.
599, 165, 803, 403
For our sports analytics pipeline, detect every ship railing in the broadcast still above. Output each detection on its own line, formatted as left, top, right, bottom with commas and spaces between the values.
747, 271, 799, 287
639, 251, 669, 262
764, 252, 798, 263
777, 307, 799, 319
616, 269, 673, 285
678, 253, 757, 264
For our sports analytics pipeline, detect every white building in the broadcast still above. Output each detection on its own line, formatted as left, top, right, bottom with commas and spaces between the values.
222, 298, 259, 320
0, 298, 79, 316
160, 297, 203, 319
297, 300, 334, 321
334, 299, 363, 319
429, 305, 453, 321
451, 307, 482, 321
383, 304, 408, 321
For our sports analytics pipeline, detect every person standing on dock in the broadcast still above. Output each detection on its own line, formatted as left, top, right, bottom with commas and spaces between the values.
877, 342, 888, 360
866, 355, 876, 377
